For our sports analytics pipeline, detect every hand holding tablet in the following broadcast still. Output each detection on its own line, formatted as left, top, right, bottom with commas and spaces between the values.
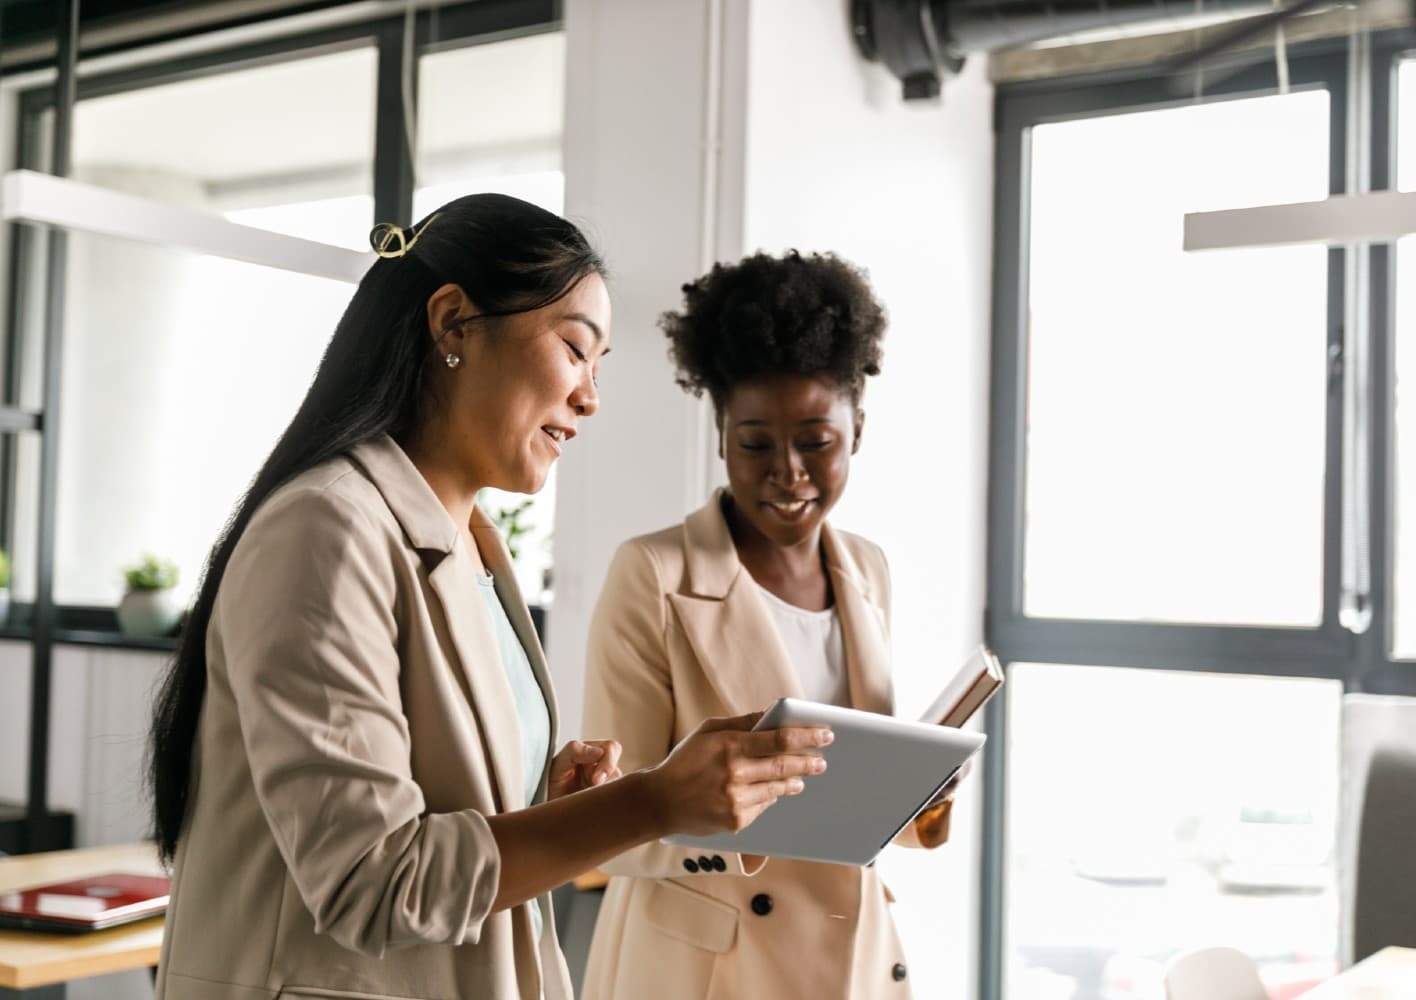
662, 646, 1003, 866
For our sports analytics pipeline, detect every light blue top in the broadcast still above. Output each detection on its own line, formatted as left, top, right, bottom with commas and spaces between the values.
475, 572, 551, 941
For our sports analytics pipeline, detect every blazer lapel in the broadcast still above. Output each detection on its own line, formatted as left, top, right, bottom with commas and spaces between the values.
427, 540, 526, 813
822, 525, 894, 716
349, 435, 525, 813
472, 506, 557, 800
669, 494, 803, 716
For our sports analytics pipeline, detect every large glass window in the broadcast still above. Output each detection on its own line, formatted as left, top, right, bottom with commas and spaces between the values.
414, 32, 564, 219
73, 46, 377, 249
1024, 92, 1330, 627
17, 47, 381, 606
1006, 664, 1341, 1000
47, 233, 352, 607
994, 60, 1351, 1000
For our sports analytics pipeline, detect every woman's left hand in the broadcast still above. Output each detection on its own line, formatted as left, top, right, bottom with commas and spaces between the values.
547, 739, 623, 800
928, 756, 974, 808
912, 757, 975, 848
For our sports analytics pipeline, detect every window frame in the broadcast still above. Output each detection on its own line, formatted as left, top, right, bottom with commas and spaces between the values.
983, 40, 1358, 1000
1361, 32, 1416, 690
0, 0, 559, 852
0, 0, 559, 621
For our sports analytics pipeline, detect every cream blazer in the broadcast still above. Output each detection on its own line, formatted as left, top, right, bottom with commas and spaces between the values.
156, 434, 572, 1000
581, 494, 918, 1000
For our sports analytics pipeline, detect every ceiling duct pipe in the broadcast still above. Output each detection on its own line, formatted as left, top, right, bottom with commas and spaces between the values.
852, 0, 1276, 99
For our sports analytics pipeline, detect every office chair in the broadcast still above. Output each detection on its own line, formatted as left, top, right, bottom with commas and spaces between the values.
1354, 747, 1416, 963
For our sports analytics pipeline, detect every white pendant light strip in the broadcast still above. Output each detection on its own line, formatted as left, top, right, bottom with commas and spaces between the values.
1, 169, 374, 284
1183, 188, 1416, 252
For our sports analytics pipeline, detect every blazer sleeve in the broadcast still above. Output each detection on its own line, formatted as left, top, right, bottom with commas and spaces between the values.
582, 539, 762, 879
217, 485, 501, 957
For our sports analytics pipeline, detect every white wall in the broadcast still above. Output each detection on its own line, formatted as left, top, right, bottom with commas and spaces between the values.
740, 7, 994, 997
558, 3, 994, 996
554, 0, 748, 733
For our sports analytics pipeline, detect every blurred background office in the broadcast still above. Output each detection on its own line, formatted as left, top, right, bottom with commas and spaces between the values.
0, 1, 1413, 999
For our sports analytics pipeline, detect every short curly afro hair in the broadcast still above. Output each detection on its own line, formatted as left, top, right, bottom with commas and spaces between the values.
660, 250, 886, 417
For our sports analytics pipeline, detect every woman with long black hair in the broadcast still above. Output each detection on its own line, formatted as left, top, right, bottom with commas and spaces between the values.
148, 194, 831, 1000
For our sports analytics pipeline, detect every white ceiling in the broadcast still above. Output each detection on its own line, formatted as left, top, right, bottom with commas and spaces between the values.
71, 30, 563, 188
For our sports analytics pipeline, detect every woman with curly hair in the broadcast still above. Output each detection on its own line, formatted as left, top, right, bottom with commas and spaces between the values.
579, 250, 957, 1000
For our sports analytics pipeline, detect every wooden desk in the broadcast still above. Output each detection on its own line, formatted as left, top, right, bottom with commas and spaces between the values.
0, 843, 164, 997
1303, 947, 1416, 998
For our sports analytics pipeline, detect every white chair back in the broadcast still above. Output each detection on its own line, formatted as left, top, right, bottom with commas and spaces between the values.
1164, 946, 1267, 1000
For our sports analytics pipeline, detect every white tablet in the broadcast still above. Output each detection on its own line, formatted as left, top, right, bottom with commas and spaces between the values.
663, 698, 986, 867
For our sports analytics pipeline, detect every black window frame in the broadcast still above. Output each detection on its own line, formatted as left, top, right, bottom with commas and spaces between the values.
1359, 30, 1416, 693
0, 0, 558, 853
982, 37, 1372, 1000
0, 0, 559, 635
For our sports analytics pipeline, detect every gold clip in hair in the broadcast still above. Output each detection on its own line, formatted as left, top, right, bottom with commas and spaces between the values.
369, 213, 442, 259
370, 222, 410, 259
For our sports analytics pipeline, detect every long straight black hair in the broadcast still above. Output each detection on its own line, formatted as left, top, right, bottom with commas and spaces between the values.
149, 193, 606, 863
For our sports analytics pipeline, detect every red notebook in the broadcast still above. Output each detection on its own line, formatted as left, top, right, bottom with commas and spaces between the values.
0, 872, 169, 933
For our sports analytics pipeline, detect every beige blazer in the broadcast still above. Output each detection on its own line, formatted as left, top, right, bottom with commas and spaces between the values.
580, 493, 918, 1000
156, 434, 573, 1000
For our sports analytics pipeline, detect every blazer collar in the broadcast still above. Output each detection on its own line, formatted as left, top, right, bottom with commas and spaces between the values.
349, 434, 460, 554
471, 505, 560, 795
682, 491, 878, 604
350, 434, 558, 809
672, 491, 892, 716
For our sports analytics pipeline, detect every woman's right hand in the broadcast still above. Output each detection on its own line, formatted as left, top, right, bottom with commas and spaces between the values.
644, 711, 832, 836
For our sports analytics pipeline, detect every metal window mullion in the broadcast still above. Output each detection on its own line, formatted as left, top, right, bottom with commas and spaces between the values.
986, 109, 1033, 629
1338, 27, 1375, 643
1357, 37, 1404, 690
0, 91, 47, 561
1, 141, 37, 554
24, 0, 76, 852
373, 21, 417, 229
990, 618, 1350, 673
978, 683, 1009, 1000
979, 97, 1033, 1000
1364, 240, 1396, 675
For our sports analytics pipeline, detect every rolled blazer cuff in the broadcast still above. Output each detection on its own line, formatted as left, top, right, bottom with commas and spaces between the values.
295, 804, 503, 957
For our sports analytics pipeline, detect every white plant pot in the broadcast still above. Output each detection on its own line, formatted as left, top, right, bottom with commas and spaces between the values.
117, 588, 182, 638
0, 587, 10, 628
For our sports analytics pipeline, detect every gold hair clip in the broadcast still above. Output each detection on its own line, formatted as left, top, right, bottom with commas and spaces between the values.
369, 212, 442, 259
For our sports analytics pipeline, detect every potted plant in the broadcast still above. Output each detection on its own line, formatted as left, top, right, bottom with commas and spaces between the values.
488, 497, 535, 562
482, 495, 549, 637
117, 555, 181, 638
0, 548, 10, 626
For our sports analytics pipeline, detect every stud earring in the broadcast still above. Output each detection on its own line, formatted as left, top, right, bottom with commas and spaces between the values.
445, 353, 462, 369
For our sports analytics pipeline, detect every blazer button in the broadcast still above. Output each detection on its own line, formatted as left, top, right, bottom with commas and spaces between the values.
698, 856, 713, 872
711, 855, 727, 872
750, 893, 773, 916
683, 858, 700, 874
892, 963, 908, 982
